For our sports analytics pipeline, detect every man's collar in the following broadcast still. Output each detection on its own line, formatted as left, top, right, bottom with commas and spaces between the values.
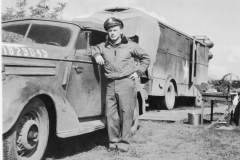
105, 34, 128, 47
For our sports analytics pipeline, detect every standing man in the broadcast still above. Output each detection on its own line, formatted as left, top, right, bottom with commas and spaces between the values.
90, 17, 150, 152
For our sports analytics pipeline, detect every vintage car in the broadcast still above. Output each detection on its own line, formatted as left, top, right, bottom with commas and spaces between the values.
2, 18, 142, 160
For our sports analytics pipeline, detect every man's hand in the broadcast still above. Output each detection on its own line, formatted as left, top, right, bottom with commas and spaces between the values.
129, 72, 139, 80
95, 55, 105, 65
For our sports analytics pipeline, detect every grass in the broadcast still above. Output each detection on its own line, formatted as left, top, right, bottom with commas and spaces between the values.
43, 116, 240, 160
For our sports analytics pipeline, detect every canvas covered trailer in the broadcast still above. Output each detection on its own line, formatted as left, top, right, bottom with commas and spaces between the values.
73, 7, 214, 109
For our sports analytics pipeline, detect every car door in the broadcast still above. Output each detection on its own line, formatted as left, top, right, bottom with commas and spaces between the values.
66, 31, 105, 118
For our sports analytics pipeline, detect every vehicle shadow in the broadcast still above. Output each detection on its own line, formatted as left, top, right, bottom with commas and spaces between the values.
43, 128, 108, 159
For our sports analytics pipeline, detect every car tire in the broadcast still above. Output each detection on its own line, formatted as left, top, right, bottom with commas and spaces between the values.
3, 98, 49, 160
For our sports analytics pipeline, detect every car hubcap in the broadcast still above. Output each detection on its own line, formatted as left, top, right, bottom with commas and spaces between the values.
16, 111, 39, 157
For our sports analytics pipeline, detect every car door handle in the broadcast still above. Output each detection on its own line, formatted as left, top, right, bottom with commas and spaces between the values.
73, 65, 83, 74
62, 67, 69, 86
73, 65, 83, 69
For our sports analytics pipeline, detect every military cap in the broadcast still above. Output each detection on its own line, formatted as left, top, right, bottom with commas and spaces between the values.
103, 17, 124, 31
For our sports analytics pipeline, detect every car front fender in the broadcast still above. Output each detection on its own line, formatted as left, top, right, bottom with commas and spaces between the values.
2, 76, 80, 136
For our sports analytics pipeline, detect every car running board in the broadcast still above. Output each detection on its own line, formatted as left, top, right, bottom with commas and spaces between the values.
57, 118, 106, 138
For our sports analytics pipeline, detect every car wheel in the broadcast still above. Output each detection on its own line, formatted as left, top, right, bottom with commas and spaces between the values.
3, 98, 49, 160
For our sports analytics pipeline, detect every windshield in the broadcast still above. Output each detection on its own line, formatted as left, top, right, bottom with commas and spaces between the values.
2, 23, 72, 47
26, 24, 72, 47
2, 23, 30, 43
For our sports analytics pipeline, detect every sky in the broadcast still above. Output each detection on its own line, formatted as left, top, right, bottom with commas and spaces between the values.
1, 0, 240, 79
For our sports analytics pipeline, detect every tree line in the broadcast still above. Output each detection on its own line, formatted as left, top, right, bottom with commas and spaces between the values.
2, 0, 67, 21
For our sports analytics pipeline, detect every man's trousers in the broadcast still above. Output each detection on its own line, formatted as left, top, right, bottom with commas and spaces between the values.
106, 77, 136, 151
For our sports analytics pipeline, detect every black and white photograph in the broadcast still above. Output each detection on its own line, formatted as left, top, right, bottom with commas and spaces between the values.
1, 0, 240, 159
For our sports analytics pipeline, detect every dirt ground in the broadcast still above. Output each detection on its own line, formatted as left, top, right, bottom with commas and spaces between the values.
43, 112, 240, 160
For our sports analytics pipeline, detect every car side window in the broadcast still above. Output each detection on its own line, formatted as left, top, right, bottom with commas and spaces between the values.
75, 31, 106, 55
76, 31, 91, 55
2, 23, 30, 43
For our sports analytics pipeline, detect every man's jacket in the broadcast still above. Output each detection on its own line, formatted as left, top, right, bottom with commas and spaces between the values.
90, 35, 150, 79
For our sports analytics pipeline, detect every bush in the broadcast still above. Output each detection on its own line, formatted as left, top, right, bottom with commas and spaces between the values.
2, 0, 67, 21
212, 80, 240, 93
232, 80, 240, 88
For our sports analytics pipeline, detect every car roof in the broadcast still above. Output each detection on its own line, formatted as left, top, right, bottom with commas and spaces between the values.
2, 18, 106, 33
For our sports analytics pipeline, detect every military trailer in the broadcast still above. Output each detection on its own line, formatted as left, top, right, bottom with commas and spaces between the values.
75, 7, 214, 110
2, 7, 213, 160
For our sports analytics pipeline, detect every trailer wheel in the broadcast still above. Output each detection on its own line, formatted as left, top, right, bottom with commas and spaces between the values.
3, 98, 49, 160
162, 82, 176, 110
131, 99, 139, 136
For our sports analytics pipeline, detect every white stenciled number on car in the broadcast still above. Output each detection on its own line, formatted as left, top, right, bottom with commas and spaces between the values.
22, 47, 29, 56
41, 49, 48, 57
2, 45, 48, 58
29, 48, 35, 57
7, 46, 14, 55
36, 49, 42, 57
2, 46, 7, 54
15, 47, 21, 56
